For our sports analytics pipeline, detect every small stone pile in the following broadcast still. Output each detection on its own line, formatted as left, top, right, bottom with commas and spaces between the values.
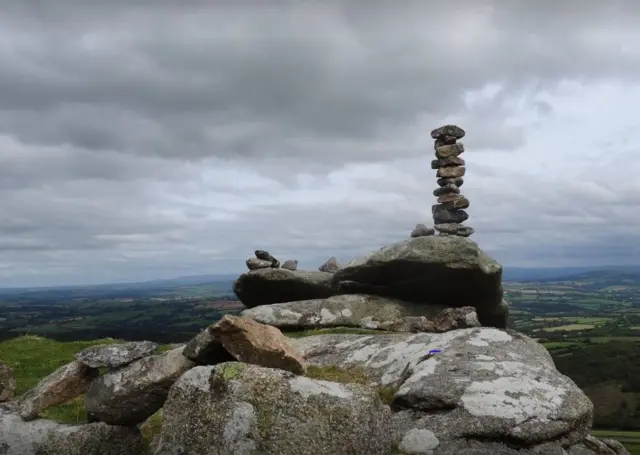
246, 250, 280, 270
431, 124, 474, 237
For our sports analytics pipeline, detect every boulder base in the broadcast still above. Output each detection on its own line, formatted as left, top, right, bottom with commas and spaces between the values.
233, 268, 337, 308
156, 362, 392, 455
333, 236, 506, 328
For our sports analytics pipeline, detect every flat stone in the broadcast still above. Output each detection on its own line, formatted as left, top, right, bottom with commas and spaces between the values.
84, 346, 195, 425
255, 250, 280, 268
410, 224, 435, 238
281, 259, 298, 271
434, 223, 475, 237
435, 143, 464, 159
430, 156, 465, 169
432, 206, 469, 224
431, 125, 466, 140
75, 341, 158, 369
436, 193, 463, 203
241, 294, 444, 330
246, 257, 272, 270
182, 327, 235, 365
437, 177, 464, 188
436, 166, 465, 179
319, 257, 341, 273
438, 196, 470, 210
0, 361, 16, 402
157, 363, 392, 455
19, 361, 98, 421
433, 184, 459, 197
211, 315, 307, 375
233, 268, 338, 308
434, 136, 458, 149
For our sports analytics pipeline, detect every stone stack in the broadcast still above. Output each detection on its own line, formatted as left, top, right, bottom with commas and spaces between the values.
430, 124, 474, 237
246, 249, 280, 270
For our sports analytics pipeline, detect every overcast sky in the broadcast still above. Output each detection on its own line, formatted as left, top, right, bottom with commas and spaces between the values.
1, 1, 640, 287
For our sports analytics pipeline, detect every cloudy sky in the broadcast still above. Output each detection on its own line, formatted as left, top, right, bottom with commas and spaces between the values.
1, 1, 640, 287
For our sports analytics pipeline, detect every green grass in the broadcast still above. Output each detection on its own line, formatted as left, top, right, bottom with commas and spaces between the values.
0, 335, 172, 424
543, 324, 596, 332
542, 341, 583, 349
589, 336, 640, 343
0, 335, 121, 422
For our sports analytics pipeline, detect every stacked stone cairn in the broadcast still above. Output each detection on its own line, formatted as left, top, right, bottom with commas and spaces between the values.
431, 124, 474, 237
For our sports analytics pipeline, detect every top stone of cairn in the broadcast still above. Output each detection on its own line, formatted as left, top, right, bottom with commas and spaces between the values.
430, 125, 466, 140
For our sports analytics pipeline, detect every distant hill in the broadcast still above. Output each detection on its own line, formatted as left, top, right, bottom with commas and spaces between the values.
503, 265, 640, 282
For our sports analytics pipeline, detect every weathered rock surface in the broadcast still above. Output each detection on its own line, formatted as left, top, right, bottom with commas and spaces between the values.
0, 405, 144, 455
434, 223, 475, 237
411, 223, 435, 238
255, 249, 279, 268
319, 256, 340, 273
333, 236, 506, 328
182, 326, 235, 365
155, 362, 392, 455
433, 184, 460, 196
431, 125, 466, 139
432, 205, 469, 224
85, 346, 194, 425
435, 143, 465, 159
75, 341, 158, 369
431, 156, 465, 169
437, 195, 470, 210
19, 361, 98, 421
0, 360, 16, 402
295, 328, 594, 453
233, 268, 337, 308
241, 294, 445, 330
436, 166, 466, 179
211, 315, 306, 375
567, 435, 632, 454
437, 176, 464, 188
432, 306, 481, 332
281, 259, 298, 271
246, 257, 272, 270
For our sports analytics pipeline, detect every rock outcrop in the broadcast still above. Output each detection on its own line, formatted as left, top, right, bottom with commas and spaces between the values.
319, 256, 341, 273
295, 328, 598, 454
0, 360, 16, 402
84, 346, 194, 425
242, 294, 450, 330
75, 341, 158, 369
0, 404, 144, 455
182, 326, 235, 365
19, 360, 98, 421
233, 268, 338, 308
333, 235, 506, 328
211, 315, 306, 375
155, 362, 392, 455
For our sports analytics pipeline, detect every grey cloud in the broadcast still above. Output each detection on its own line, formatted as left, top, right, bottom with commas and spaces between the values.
1, 1, 639, 286
2, 1, 639, 165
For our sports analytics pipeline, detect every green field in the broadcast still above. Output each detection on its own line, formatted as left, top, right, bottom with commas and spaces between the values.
543, 324, 596, 332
